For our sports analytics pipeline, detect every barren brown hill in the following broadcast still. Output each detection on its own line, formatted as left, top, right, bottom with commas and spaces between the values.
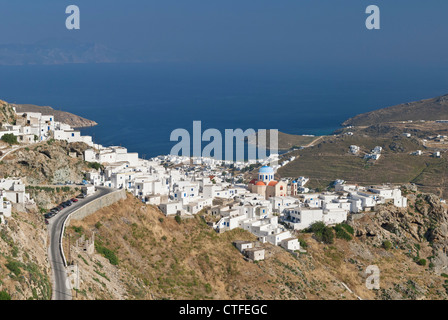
247, 131, 319, 150
14, 103, 97, 128
62, 193, 448, 300
0, 206, 52, 300
342, 94, 448, 127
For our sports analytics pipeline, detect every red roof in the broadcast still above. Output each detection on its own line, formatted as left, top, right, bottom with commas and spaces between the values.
255, 181, 266, 186
249, 179, 257, 185
268, 180, 278, 186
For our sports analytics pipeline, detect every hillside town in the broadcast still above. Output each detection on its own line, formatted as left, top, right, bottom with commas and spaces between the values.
0, 107, 414, 259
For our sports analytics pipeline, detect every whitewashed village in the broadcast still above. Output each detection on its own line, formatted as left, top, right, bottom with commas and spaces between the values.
0, 107, 410, 261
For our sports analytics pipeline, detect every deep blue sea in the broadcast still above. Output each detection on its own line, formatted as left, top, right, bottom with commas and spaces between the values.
0, 63, 447, 158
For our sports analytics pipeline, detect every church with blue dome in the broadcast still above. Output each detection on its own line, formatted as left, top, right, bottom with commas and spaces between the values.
248, 165, 288, 199
258, 166, 274, 184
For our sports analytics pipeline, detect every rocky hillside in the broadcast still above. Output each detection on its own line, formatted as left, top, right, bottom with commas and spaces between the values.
348, 185, 448, 299
0, 138, 99, 300
0, 99, 17, 125
0, 140, 90, 185
0, 207, 52, 300
63, 193, 448, 300
14, 104, 97, 128
26, 186, 83, 212
342, 94, 448, 127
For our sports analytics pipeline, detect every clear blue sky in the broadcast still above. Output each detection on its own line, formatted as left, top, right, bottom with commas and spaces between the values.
0, 0, 447, 68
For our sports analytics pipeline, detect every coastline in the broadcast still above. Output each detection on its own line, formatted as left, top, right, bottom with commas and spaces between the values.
13, 103, 98, 129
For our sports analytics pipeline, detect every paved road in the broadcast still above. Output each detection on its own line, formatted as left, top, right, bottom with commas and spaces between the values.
48, 186, 115, 300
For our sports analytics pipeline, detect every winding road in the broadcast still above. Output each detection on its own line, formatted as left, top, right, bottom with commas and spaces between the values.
47, 186, 115, 300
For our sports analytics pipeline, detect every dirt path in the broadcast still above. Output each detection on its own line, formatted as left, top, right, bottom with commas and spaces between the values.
0, 141, 45, 161
304, 136, 324, 148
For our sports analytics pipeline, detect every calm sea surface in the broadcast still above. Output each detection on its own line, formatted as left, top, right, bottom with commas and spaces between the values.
1, 63, 447, 158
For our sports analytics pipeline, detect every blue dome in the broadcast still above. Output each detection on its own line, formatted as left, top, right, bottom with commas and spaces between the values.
258, 166, 274, 174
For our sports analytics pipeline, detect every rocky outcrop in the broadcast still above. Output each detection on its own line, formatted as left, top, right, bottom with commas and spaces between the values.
0, 140, 90, 185
0, 99, 16, 124
349, 191, 448, 275
14, 104, 97, 128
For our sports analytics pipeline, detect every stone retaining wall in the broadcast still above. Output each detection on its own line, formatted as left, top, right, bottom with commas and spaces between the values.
68, 189, 126, 221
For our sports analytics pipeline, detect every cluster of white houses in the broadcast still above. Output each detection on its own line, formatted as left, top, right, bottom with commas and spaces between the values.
364, 146, 382, 161
0, 108, 94, 146
0, 107, 411, 254
0, 107, 91, 224
281, 182, 407, 230
38, 113, 409, 251
82, 145, 410, 252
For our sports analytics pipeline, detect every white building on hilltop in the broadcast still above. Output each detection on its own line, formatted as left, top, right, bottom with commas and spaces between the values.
0, 191, 12, 224
0, 178, 31, 205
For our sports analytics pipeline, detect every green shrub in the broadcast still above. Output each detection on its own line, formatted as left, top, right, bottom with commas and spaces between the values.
0, 291, 11, 300
6, 260, 22, 276
310, 222, 334, 244
88, 162, 102, 170
309, 221, 325, 233
321, 227, 334, 244
383, 240, 392, 250
72, 226, 84, 234
159, 218, 164, 223
340, 223, 354, 235
297, 237, 308, 249
417, 258, 427, 266
1, 133, 18, 145
95, 243, 119, 265
175, 215, 181, 224
334, 224, 352, 241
